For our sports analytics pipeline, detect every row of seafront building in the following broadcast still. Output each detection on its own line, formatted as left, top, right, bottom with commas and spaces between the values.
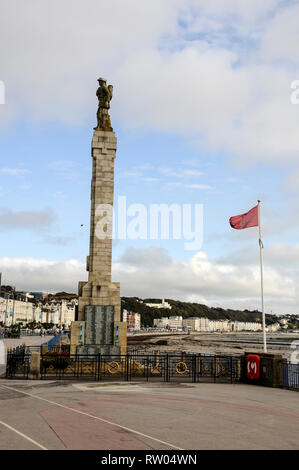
145, 300, 281, 332
153, 316, 281, 333
0, 294, 77, 328
0, 291, 284, 333
121, 310, 281, 333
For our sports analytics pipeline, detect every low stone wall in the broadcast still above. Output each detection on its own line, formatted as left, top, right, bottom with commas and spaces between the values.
242, 352, 283, 388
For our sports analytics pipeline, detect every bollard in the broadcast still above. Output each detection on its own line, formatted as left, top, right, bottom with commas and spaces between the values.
28, 352, 41, 380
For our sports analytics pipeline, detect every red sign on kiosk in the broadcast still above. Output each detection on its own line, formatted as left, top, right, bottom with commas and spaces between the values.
246, 354, 261, 380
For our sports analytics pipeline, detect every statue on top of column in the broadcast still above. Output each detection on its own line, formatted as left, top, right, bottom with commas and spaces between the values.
94, 77, 113, 131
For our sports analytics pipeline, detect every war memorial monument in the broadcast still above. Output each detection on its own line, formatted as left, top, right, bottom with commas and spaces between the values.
70, 78, 127, 356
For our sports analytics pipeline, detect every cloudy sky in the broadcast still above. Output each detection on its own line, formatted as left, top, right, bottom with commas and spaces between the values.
0, 0, 299, 314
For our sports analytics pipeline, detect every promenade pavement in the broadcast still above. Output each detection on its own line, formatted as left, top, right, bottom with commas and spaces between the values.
0, 379, 298, 450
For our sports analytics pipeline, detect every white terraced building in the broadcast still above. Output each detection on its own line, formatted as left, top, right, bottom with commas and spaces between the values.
0, 296, 77, 328
153, 316, 281, 333
153, 316, 183, 329
183, 317, 210, 332
157, 316, 269, 332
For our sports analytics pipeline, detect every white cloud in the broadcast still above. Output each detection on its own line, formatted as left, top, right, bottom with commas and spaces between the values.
44, 235, 75, 247
284, 171, 299, 191
0, 168, 31, 176
0, 257, 85, 293
184, 184, 212, 190
119, 170, 143, 179
260, 3, 299, 64
1, 242, 297, 313
167, 182, 212, 190
142, 177, 160, 183
115, 47, 299, 166
159, 168, 204, 178
119, 165, 209, 187
220, 242, 299, 271
48, 160, 89, 181
0, 208, 55, 232
1, 2, 298, 314
186, 0, 279, 21
115, 246, 297, 314
1, 0, 298, 168
0, 0, 182, 126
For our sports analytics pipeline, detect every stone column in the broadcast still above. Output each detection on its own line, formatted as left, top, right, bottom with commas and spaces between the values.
77, 128, 125, 355
74, 78, 127, 356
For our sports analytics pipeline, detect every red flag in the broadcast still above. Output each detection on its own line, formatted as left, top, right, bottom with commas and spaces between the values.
229, 205, 258, 230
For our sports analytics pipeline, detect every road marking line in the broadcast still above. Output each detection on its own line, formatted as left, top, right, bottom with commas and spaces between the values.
0, 384, 183, 450
0, 418, 47, 450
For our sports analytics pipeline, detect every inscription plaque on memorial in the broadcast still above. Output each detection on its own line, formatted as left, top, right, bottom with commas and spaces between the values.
85, 305, 114, 345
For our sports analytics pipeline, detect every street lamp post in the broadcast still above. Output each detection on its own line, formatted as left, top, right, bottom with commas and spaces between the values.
12, 286, 16, 326
4, 294, 8, 328
60, 302, 63, 331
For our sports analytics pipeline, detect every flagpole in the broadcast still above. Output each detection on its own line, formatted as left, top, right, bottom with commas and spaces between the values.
258, 200, 267, 353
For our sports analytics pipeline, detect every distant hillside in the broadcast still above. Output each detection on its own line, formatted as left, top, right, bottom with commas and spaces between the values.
121, 297, 278, 327
49, 292, 78, 300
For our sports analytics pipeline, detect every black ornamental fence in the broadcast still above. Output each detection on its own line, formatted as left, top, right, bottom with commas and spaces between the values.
6, 347, 299, 391
282, 361, 299, 391
5, 345, 32, 379
39, 353, 242, 383
6, 348, 242, 383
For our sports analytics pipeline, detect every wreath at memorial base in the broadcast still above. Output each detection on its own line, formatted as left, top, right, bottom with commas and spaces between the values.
41, 351, 70, 371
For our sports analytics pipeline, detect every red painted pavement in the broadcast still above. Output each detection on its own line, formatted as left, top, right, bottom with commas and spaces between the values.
40, 405, 154, 450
